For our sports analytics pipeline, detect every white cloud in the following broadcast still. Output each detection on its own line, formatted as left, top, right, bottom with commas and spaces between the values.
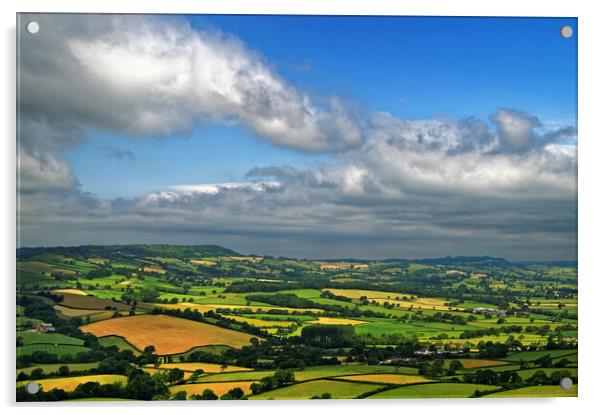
169, 181, 281, 195
16, 14, 578, 260
490, 108, 541, 150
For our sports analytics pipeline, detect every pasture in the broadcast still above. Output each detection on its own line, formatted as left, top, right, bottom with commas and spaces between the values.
17, 344, 91, 357
335, 374, 430, 385
367, 383, 499, 399
17, 362, 100, 376
483, 385, 577, 398
250, 379, 382, 399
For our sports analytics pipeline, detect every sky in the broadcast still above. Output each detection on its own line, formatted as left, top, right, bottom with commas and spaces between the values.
17, 14, 577, 260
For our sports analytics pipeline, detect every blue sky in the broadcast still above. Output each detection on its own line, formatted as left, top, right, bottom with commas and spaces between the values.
63, 15, 577, 199
20, 14, 577, 259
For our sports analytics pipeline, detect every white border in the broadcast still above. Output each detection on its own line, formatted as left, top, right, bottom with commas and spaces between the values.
3, 1, 601, 414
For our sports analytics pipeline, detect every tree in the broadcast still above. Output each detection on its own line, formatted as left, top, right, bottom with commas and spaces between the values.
448, 360, 464, 374
30, 368, 44, 379
167, 368, 184, 384
197, 389, 218, 400
124, 371, 168, 400
273, 370, 295, 386
188, 369, 204, 382
220, 387, 245, 400
528, 370, 549, 385
58, 365, 70, 376
171, 391, 187, 400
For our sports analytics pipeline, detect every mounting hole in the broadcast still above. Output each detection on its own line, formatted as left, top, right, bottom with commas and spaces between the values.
25, 382, 40, 394
560, 26, 573, 39
560, 377, 573, 390
26, 21, 39, 34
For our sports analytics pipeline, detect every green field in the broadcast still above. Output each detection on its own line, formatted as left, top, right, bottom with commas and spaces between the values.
368, 383, 499, 399
15, 245, 578, 402
97, 335, 141, 355
506, 350, 577, 362
17, 362, 100, 376
18, 331, 85, 346
17, 344, 91, 357
483, 385, 577, 398
250, 379, 382, 399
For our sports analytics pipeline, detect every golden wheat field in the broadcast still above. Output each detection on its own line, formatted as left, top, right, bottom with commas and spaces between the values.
155, 362, 251, 373
80, 314, 258, 354
309, 317, 367, 325
169, 381, 254, 398
18, 375, 127, 392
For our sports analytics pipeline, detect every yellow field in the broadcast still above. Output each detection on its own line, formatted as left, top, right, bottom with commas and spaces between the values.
372, 298, 454, 311
154, 363, 251, 373
18, 375, 126, 392
53, 289, 87, 296
229, 256, 263, 263
143, 266, 166, 274
326, 289, 452, 310
153, 302, 324, 314
190, 259, 217, 266
170, 381, 254, 398
318, 262, 368, 270
143, 367, 195, 379
118, 280, 134, 286
228, 315, 295, 328
54, 292, 130, 311
54, 305, 108, 318
336, 374, 430, 385
309, 317, 367, 326
81, 314, 258, 354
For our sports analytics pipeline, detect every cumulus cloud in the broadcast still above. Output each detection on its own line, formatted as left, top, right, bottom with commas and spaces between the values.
16, 14, 577, 260
19, 14, 364, 152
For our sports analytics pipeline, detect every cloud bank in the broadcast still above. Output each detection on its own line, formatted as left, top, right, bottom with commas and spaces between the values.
17, 14, 577, 260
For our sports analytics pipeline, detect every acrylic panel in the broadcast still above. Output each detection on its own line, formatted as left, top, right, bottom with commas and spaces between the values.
16, 13, 577, 401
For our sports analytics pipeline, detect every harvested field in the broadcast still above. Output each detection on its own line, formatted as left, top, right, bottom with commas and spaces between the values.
81, 314, 258, 354
308, 317, 367, 325
228, 315, 294, 328
154, 362, 251, 373
54, 292, 129, 311
53, 289, 87, 296
18, 375, 126, 392
170, 381, 254, 398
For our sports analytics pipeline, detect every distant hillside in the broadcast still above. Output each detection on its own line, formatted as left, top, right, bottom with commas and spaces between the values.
412, 256, 511, 267
16, 244, 239, 260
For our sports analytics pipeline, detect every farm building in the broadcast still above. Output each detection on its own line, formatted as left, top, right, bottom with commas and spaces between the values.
472, 307, 506, 317
33, 322, 55, 333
